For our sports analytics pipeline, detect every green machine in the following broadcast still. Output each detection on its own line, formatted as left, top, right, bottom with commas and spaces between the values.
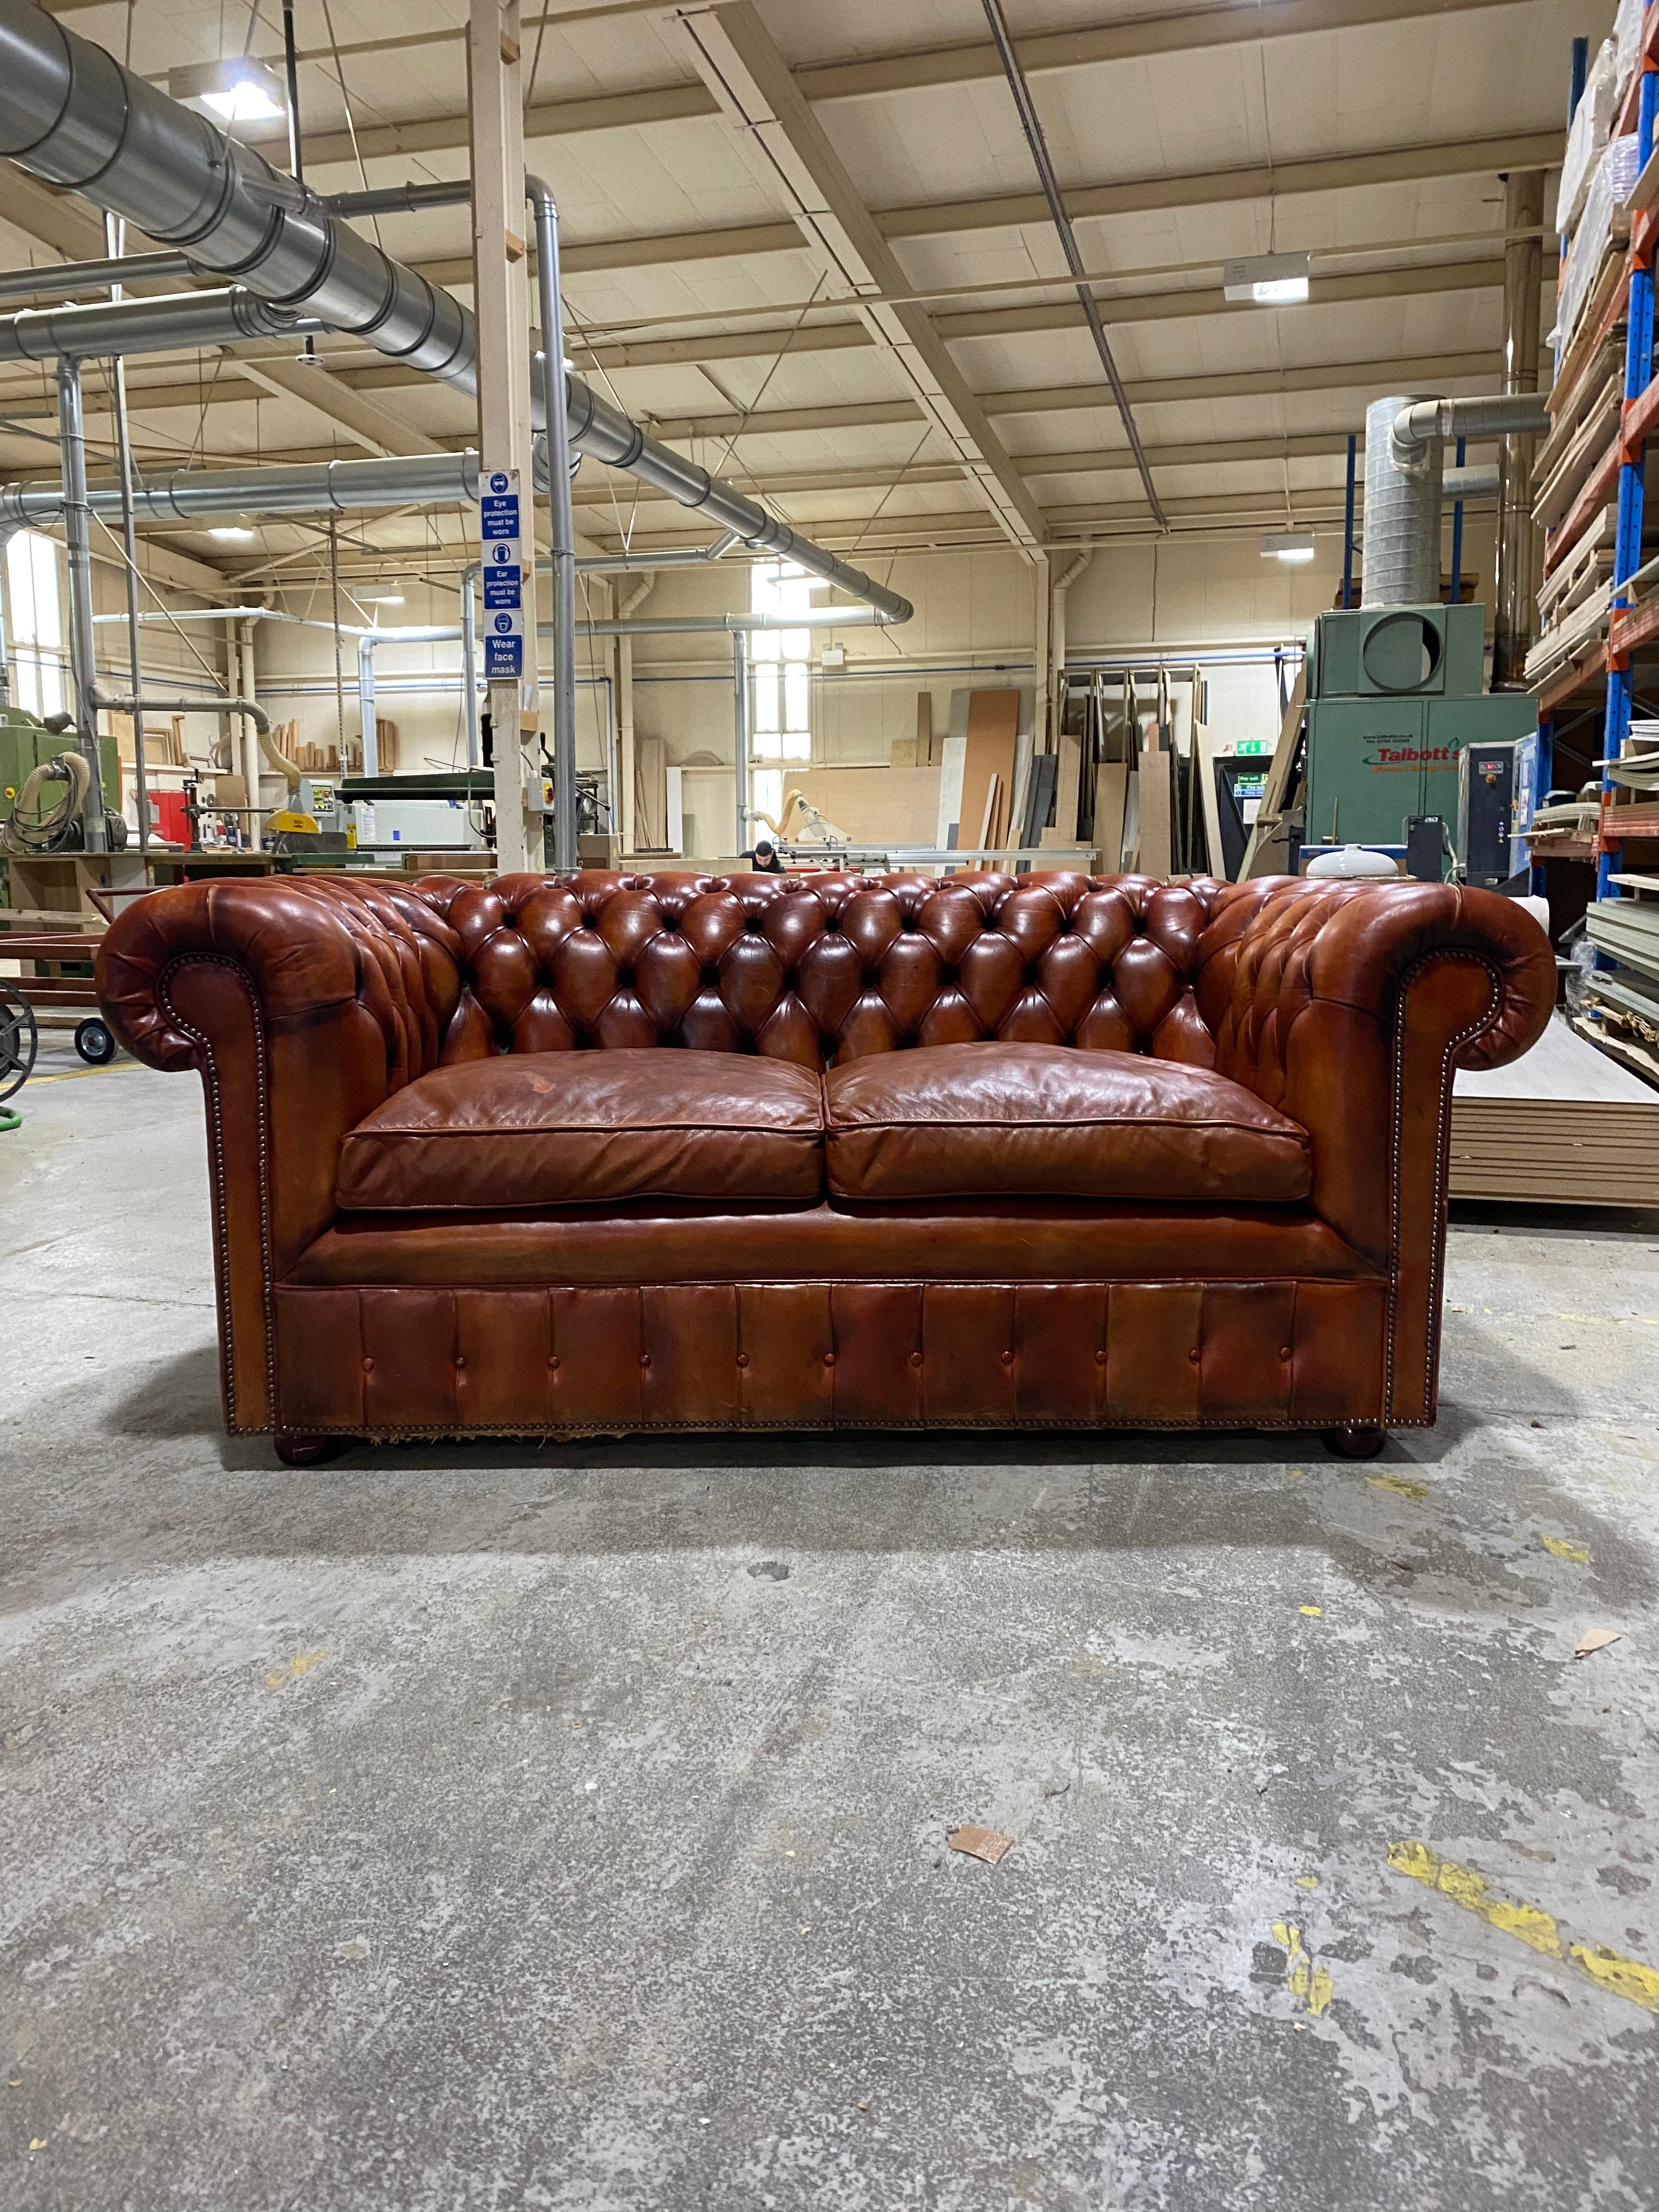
1301, 602, 1536, 864
0, 705, 119, 842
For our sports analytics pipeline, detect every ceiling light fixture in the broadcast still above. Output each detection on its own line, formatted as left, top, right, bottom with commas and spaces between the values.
208, 524, 257, 541
363, 592, 405, 606
1223, 250, 1311, 306
168, 57, 286, 125
1261, 531, 1317, 563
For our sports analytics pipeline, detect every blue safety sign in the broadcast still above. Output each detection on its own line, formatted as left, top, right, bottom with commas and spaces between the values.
478, 467, 525, 680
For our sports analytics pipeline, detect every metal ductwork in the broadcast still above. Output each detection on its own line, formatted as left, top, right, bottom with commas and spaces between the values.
0, 450, 476, 531
0, 285, 301, 363
1363, 390, 1554, 608
0, 0, 472, 388
0, 0, 912, 624
1390, 392, 1551, 461
557, 375, 910, 617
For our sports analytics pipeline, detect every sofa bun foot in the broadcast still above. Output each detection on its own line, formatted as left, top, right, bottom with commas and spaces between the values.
1322, 1423, 1388, 1460
274, 1432, 352, 1469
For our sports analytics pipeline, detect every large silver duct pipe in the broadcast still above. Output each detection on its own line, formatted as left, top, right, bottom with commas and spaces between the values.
0, 0, 473, 388
556, 374, 910, 619
0, 0, 913, 625
0, 285, 300, 362
1390, 392, 1552, 458
1361, 391, 1553, 608
1362, 393, 1442, 607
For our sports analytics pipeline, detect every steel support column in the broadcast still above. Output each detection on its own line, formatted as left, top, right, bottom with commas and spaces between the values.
468, 0, 538, 871
54, 358, 108, 851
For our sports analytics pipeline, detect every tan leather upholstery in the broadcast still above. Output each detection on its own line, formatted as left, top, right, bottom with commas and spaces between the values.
823, 1041, 1311, 1203
95, 869, 1555, 1442
337, 1048, 823, 1209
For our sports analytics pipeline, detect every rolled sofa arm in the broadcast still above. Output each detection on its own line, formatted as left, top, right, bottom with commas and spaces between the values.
95, 876, 462, 1433
1195, 878, 1555, 1424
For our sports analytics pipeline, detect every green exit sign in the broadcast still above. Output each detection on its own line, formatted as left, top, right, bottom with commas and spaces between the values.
1235, 738, 1269, 756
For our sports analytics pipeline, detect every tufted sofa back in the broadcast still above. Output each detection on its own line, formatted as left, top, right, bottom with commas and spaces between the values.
413, 868, 1248, 1070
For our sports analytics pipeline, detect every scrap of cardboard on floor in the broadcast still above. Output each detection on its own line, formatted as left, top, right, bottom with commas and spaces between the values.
948, 1824, 1015, 1865
1573, 1628, 1623, 1658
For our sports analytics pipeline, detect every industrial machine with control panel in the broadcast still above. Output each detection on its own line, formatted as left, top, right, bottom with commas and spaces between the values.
1301, 603, 1537, 870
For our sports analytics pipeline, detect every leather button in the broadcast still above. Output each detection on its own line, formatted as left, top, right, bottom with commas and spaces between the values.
1001, 1350, 1014, 1365
910, 1351, 923, 1368
1188, 1346, 1201, 1363
548, 1354, 560, 1369
455, 1355, 466, 1369
1094, 1349, 1107, 1366
736, 1352, 749, 1368
823, 1352, 837, 1367
640, 1354, 652, 1368
1279, 1345, 1294, 1361
362, 1356, 374, 1373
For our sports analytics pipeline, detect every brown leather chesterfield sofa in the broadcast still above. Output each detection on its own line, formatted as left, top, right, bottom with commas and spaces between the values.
95, 868, 1552, 1465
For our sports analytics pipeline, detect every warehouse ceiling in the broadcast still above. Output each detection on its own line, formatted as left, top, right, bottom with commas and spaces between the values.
0, 0, 1607, 591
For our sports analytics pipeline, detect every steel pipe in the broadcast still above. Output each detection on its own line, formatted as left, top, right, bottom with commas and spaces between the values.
556, 375, 913, 621
0, 247, 191, 300
528, 176, 578, 874
0, 450, 479, 529
0, 284, 301, 362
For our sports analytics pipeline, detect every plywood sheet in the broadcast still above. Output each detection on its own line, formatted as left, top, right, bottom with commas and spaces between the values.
785, 765, 943, 848
1137, 741, 1173, 877
958, 689, 1020, 865
1094, 764, 1128, 873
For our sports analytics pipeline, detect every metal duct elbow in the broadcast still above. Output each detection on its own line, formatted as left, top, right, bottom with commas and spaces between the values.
0, 285, 298, 363
1391, 391, 1550, 465
0, 0, 473, 387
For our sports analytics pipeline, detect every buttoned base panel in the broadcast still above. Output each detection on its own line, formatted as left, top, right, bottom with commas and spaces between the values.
269, 1278, 1390, 1437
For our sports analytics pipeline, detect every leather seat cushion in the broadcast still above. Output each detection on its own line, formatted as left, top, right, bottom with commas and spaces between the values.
336, 1048, 825, 1209
823, 1041, 1313, 1204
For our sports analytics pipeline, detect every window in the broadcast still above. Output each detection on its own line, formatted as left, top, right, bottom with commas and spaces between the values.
4, 531, 65, 721
748, 560, 819, 833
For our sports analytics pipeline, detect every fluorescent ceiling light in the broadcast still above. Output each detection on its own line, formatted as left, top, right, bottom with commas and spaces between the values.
168, 58, 286, 124
1223, 251, 1311, 306
1261, 531, 1317, 563
208, 524, 256, 541
363, 593, 405, 605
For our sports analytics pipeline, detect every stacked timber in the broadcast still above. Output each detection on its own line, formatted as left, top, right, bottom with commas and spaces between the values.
1450, 1011, 1659, 1205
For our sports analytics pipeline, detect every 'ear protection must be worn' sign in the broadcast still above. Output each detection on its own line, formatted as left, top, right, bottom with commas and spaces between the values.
479, 469, 524, 679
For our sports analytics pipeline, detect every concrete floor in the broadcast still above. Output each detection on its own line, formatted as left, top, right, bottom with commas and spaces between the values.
3, 1048, 1657, 2212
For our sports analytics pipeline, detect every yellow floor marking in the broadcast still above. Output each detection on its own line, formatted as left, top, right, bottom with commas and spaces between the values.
264, 1649, 326, 1689
1295, 1874, 1319, 1889
1388, 1841, 1658, 2011
1299, 1605, 1322, 1616
1368, 1473, 1429, 1500
1570, 1945, 1659, 2008
25, 1063, 137, 1085
1271, 1921, 1334, 2016
1541, 1534, 1590, 1564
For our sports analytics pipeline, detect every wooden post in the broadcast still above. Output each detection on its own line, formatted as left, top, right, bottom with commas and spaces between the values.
467, 0, 537, 872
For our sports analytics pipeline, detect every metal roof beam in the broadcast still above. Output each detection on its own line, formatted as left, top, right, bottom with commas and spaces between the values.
674, 0, 1046, 549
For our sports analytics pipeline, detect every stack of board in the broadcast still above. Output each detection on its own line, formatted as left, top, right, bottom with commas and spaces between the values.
1449, 1011, 1659, 1205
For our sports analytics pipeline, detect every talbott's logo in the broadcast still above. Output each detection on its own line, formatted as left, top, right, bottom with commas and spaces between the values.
1364, 742, 1456, 771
